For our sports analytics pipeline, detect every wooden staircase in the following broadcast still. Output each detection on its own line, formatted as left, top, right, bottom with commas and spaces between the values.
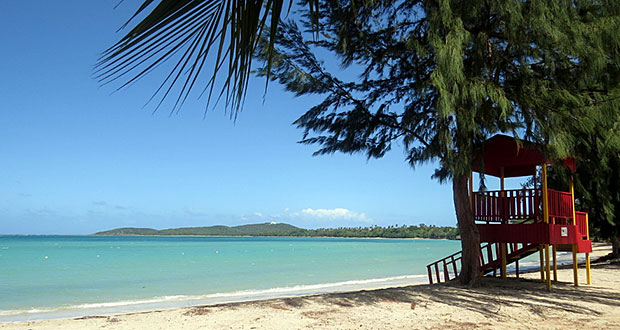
426, 242, 539, 284
480, 242, 539, 276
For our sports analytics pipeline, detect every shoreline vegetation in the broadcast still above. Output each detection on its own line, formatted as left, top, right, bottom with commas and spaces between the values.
2, 244, 616, 329
93, 222, 460, 240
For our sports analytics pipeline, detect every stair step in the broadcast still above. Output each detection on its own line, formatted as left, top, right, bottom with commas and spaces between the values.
427, 240, 586, 284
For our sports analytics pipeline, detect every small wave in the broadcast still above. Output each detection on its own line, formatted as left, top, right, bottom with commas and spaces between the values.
204, 274, 426, 299
0, 308, 56, 317
72, 295, 189, 310
0, 274, 426, 320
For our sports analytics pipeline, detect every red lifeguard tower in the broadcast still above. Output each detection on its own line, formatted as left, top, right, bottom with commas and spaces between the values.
427, 135, 592, 290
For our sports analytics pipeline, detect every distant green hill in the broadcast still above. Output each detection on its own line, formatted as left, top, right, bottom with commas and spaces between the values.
94, 227, 160, 236
93, 222, 302, 237
93, 223, 458, 239
233, 223, 303, 235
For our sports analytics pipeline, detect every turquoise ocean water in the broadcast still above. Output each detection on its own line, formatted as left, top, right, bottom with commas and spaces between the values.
0, 236, 461, 321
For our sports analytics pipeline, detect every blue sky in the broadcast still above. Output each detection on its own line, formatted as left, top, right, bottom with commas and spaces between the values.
0, 1, 494, 234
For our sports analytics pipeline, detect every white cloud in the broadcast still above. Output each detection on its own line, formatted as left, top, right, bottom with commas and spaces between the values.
246, 208, 373, 226
301, 208, 371, 222
183, 208, 209, 217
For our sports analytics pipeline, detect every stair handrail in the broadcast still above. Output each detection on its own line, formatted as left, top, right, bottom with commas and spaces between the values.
426, 250, 462, 284
427, 241, 539, 283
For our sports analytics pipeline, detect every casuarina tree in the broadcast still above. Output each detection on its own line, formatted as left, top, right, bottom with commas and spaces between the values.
545, 113, 620, 256
574, 130, 620, 256
99, 1, 620, 285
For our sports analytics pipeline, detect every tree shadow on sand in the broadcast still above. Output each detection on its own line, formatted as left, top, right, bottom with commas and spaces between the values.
191, 260, 620, 321
266, 260, 620, 318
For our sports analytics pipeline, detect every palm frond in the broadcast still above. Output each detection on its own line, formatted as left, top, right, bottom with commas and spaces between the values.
96, 0, 319, 115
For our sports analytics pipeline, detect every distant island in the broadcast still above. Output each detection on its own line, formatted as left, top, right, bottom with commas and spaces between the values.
93, 222, 459, 240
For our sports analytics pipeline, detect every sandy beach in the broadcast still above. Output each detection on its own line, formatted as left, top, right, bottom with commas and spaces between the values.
2, 243, 618, 330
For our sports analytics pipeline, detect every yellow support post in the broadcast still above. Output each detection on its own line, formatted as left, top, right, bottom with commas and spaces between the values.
545, 244, 552, 290
586, 253, 591, 284
551, 216, 557, 281
534, 168, 544, 283
542, 165, 549, 224
572, 244, 579, 286
539, 245, 545, 282
542, 165, 551, 290
570, 176, 576, 223
570, 176, 578, 287
552, 244, 558, 282
586, 214, 591, 284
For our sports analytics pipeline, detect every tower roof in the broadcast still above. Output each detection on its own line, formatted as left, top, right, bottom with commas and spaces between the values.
472, 135, 575, 178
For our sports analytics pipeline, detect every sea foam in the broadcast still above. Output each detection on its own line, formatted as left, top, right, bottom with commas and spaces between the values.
0, 274, 426, 322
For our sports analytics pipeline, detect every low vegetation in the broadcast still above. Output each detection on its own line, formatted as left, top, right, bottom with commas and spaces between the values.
94, 223, 459, 240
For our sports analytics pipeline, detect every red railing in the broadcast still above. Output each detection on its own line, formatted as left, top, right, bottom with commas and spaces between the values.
575, 211, 588, 239
473, 188, 574, 223
473, 189, 542, 223
548, 189, 573, 220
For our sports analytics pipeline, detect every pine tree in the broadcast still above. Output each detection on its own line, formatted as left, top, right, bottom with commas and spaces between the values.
257, 1, 620, 285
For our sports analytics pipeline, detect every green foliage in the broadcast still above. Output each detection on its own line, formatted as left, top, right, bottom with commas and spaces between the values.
571, 92, 620, 245
290, 224, 459, 239
257, 0, 620, 181
537, 109, 620, 245
104, 1, 620, 279
93, 222, 459, 239
574, 141, 620, 245
97, 0, 320, 114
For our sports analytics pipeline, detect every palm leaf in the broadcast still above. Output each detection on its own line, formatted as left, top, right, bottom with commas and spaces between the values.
96, 0, 319, 115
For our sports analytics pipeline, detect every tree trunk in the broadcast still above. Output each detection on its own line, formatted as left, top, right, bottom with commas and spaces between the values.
453, 174, 481, 286
612, 236, 620, 256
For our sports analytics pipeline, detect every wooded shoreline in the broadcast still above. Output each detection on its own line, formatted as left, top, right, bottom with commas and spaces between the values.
93, 222, 460, 240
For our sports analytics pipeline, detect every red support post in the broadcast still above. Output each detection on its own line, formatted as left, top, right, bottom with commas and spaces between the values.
452, 256, 458, 277
487, 245, 493, 268
516, 260, 520, 278
427, 265, 433, 284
